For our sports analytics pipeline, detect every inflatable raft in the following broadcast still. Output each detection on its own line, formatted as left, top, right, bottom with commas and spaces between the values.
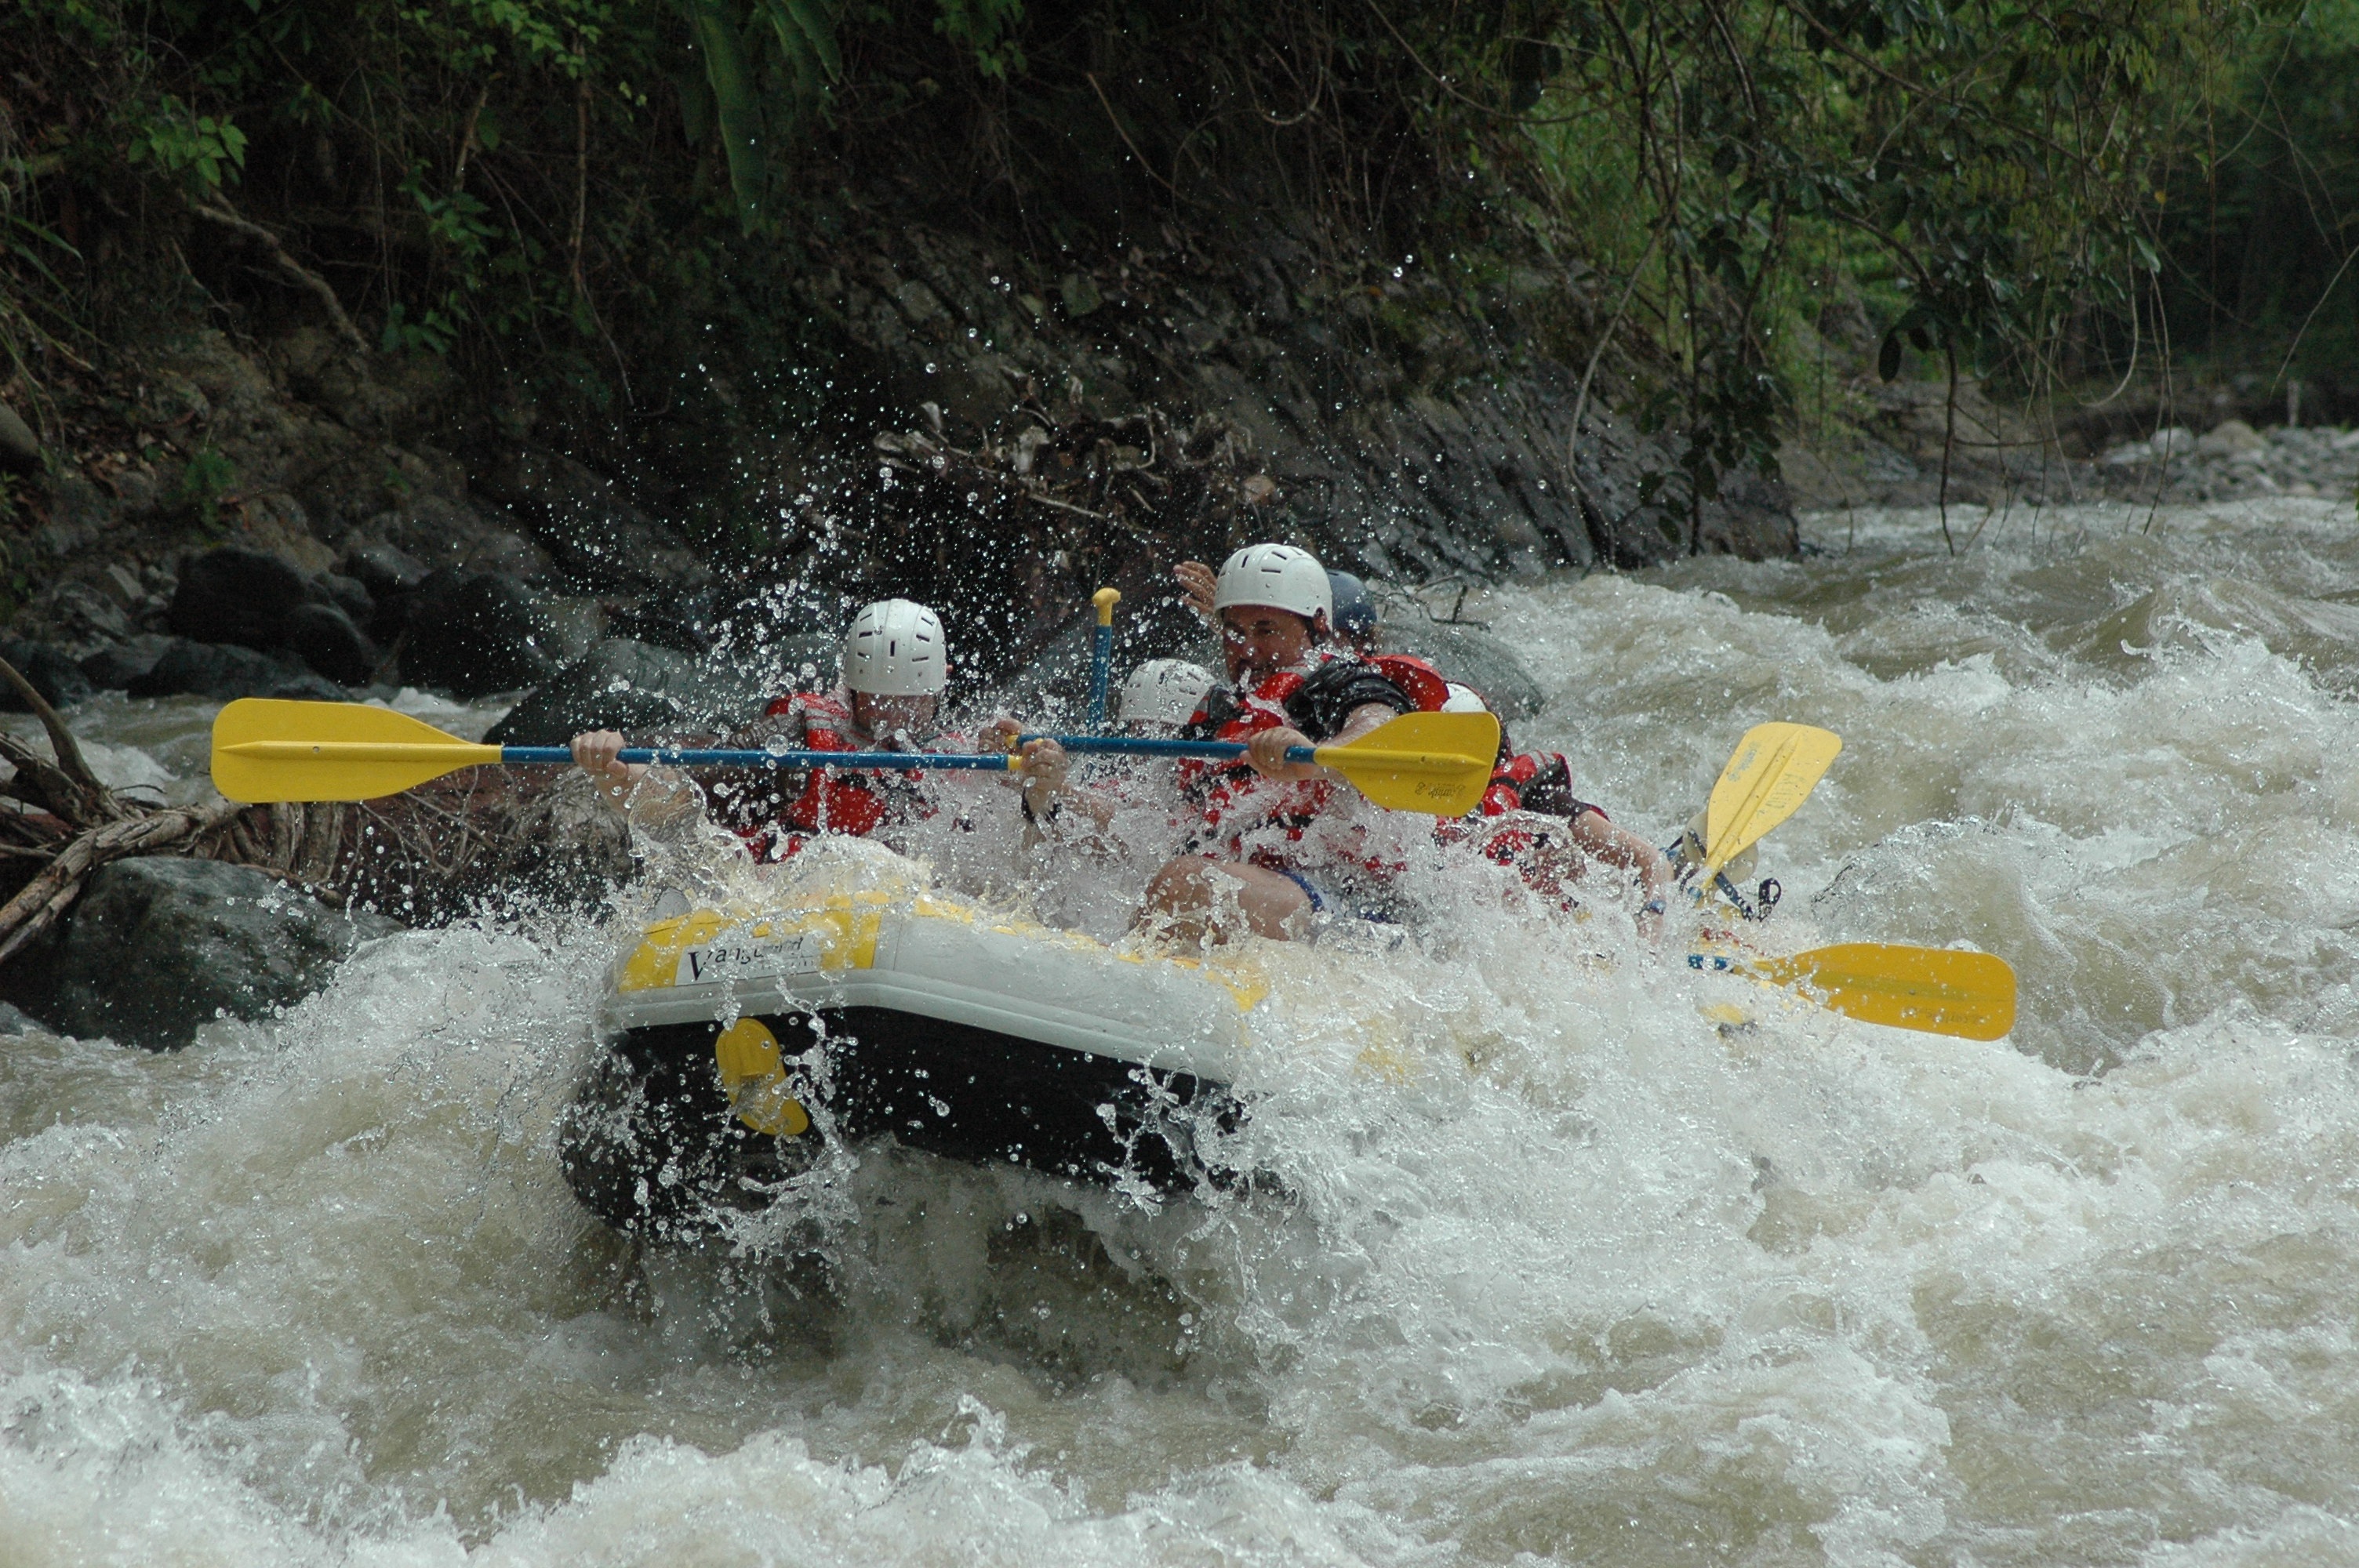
558, 864, 1270, 1236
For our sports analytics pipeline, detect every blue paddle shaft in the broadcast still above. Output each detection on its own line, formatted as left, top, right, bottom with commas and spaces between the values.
1088, 623, 1114, 731
498, 746, 1014, 771
1018, 733, 1318, 764
494, 736, 1318, 771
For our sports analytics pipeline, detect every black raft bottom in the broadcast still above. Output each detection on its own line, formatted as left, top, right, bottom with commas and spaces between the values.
558, 1006, 1240, 1237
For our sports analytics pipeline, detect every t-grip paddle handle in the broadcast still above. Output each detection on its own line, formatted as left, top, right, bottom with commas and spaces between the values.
1086, 586, 1121, 732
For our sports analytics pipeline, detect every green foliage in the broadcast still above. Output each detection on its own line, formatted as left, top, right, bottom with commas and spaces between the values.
932, 0, 1023, 78
173, 446, 238, 532
2157, 0, 2359, 387
123, 96, 247, 194
0, 0, 2284, 540
1521, 0, 2261, 538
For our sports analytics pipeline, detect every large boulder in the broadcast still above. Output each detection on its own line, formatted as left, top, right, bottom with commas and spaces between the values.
282, 602, 380, 686
1380, 619, 1546, 720
398, 570, 563, 697
79, 633, 176, 691
0, 638, 94, 709
475, 448, 712, 595
484, 637, 783, 746
168, 546, 314, 649
127, 639, 346, 701
341, 540, 430, 602
41, 858, 402, 1050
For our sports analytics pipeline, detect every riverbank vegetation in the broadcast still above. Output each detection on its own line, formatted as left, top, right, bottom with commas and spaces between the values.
0, 0, 2339, 560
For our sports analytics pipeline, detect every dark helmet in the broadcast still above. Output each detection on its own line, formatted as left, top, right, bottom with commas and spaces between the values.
1326, 570, 1379, 641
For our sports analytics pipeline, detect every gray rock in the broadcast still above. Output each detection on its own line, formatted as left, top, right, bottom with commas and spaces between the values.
474, 448, 711, 595
1379, 619, 1546, 720
169, 546, 313, 649
344, 542, 429, 643
399, 569, 563, 697
314, 571, 375, 625
484, 637, 777, 746
0, 401, 39, 474
2198, 418, 2266, 457
42, 858, 402, 1050
282, 602, 379, 685
80, 633, 176, 691
0, 638, 94, 709
127, 640, 346, 701
341, 541, 428, 600
45, 581, 133, 645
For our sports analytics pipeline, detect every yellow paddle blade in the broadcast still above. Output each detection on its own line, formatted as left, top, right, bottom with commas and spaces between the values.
211, 699, 501, 804
1703, 722, 1842, 875
1748, 942, 2017, 1041
1313, 710, 1500, 815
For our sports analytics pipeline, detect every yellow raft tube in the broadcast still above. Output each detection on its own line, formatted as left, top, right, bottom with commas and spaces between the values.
558, 856, 1271, 1236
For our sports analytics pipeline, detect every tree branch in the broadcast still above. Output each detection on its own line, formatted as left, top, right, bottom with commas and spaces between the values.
190, 201, 369, 352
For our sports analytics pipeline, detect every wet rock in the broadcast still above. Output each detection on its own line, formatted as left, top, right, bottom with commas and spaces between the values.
169, 546, 314, 649
39, 858, 402, 1051
314, 571, 375, 625
0, 639, 93, 708
78, 634, 176, 691
341, 540, 429, 601
0, 401, 39, 474
1379, 619, 1546, 720
282, 602, 380, 685
2198, 419, 2266, 457
474, 448, 711, 595
484, 637, 780, 746
399, 569, 562, 697
42, 580, 133, 645
360, 496, 552, 582
127, 639, 347, 701
342, 541, 430, 642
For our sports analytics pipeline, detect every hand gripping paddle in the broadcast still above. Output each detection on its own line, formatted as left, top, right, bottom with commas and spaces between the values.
211, 699, 1502, 816
1689, 942, 2018, 1040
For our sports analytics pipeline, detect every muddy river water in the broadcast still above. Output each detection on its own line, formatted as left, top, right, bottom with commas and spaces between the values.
7, 497, 2359, 1566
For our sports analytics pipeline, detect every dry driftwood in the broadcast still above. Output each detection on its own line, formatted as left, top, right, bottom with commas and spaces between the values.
0, 656, 634, 968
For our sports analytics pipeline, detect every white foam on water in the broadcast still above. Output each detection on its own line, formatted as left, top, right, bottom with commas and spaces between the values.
8, 500, 2359, 1563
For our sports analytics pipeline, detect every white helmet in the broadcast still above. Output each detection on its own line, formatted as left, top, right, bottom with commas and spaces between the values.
1440, 682, 1489, 713
1116, 659, 1216, 726
1212, 543, 1332, 622
841, 598, 947, 695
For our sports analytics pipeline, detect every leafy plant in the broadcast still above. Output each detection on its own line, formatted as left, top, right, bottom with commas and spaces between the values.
123, 96, 247, 195
173, 446, 238, 532
1523, 0, 2262, 546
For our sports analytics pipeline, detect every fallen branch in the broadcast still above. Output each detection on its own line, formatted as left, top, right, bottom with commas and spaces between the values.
0, 652, 122, 829
191, 203, 369, 352
0, 800, 242, 967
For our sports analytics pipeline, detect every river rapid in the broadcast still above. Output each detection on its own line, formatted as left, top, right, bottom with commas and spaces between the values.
8, 496, 2359, 1566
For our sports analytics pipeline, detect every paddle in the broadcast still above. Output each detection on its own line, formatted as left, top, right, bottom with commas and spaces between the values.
1688, 941, 2017, 1040
1085, 586, 1121, 731
1022, 709, 1499, 815
212, 699, 1502, 815
1701, 722, 1842, 877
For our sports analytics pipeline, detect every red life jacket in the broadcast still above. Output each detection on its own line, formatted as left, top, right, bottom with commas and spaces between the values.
740, 691, 934, 860
1435, 750, 1609, 887
1365, 653, 1451, 713
1176, 667, 1335, 856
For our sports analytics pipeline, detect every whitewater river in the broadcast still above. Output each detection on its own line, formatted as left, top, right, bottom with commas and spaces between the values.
8, 497, 2359, 1565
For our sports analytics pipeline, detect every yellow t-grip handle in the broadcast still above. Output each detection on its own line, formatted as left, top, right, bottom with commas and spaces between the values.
1092, 586, 1122, 626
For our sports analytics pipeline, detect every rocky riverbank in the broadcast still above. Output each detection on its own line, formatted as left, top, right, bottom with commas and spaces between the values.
1779, 376, 2358, 515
